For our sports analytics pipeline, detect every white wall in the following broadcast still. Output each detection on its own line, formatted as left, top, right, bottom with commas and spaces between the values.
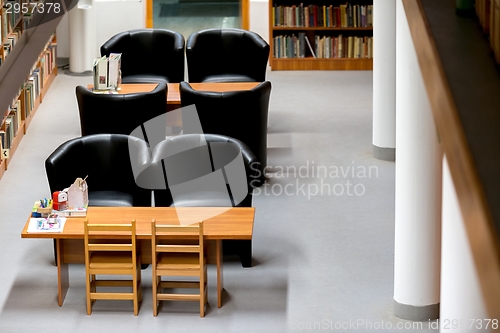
94, 0, 145, 54
57, 0, 145, 60
249, 0, 269, 43
56, 13, 70, 58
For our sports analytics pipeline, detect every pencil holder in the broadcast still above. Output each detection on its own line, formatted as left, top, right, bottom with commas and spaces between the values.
32, 200, 53, 217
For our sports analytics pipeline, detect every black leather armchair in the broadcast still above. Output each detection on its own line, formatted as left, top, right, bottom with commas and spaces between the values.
180, 80, 271, 187
153, 133, 259, 207
75, 82, 167, 138
45, 134, 151, 207
151, 134, 260, 267
100, 29, 185, 84
186, 28, 269, 83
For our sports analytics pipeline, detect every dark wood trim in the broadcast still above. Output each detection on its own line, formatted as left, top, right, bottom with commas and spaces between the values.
241, 0, 250, 30
402, 0, 500, 317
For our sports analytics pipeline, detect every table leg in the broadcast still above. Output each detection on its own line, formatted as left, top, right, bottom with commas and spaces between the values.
216, 239, 224, 308
56, 239, 69, 307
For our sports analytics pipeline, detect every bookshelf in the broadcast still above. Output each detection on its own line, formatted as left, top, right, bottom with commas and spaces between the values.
490, 0, 500, 63
269, 0, 373, 70
476, 0, 500, 64
0, 0, 58, 180
476, 0, 491, 33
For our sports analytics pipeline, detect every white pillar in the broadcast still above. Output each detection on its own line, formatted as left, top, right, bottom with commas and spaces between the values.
69, 0, 96, 73
393, 0, 442, 321
372, 0, 396, 161
440, 156, 490, 332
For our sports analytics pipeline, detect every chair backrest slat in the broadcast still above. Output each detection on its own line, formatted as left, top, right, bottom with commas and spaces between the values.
154, 225, 200, 234
86, 224, 134, 232
84, 220, 137, 266
88, 244, 133, 252
151, 220, 204, 265
156, 244, 200, 253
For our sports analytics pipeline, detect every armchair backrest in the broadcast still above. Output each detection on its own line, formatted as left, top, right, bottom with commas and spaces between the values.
179, 81, 271, 186
186, 28, 269, 83
45, 134, 151, 207
100, 29, 185, 83
151, 134, 260, 207
75, 82, 167, 137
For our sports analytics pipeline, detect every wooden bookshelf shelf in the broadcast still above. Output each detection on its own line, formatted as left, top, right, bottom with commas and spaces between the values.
271, 57, 372, 70
0, 158, 5, 179
0, 1, 58, 180
4, 120, 24, 169
269, 0, 373, 70
24, 95, 40, 133
42, 67, 57, 98
272, 26, 373, 31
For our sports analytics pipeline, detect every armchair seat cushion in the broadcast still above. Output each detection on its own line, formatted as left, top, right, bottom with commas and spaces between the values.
121, 74, 170, 84
201, 74, 256, 83
169, 191, 233, 207
88, 191, 134, 207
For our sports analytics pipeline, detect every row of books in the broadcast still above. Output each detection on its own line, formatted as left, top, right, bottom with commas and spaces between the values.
272, 3, 373, 28
0, 0, 38, 59
23, 36, 55, 119
491, 0, 500, 64
0, 130, 4, 161
22, 1, 40, 30
4, 0, 22, 34
3, 27, 21, 60
0, 0, 23, 45
476, 0, 491, 33
475, 0, 500, 65
1, 71, 41, 155
40, 42, 57, 83
23, 39, 55, 119
24, 68, 42, 119
0, 100, 22, 152
274, 33, 373, 59
1, 35, 55, 159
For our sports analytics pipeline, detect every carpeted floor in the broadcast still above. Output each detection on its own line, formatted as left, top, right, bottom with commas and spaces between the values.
0, 69, 437, 332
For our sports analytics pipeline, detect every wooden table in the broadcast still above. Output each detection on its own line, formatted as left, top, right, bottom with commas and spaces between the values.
21, 206, 255, 308
88, 82, 260, 109
88, 82, 260, 127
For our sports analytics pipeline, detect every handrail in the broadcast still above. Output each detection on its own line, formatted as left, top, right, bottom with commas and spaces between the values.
402, 0, 500, 317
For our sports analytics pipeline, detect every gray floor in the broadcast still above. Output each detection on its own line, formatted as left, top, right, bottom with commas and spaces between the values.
0, 70, 437, 332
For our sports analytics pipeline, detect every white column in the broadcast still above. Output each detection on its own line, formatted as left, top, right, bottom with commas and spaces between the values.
68, 0, 96, 73
393, 0, 442, 321
372, 0, 396, 161
440, 156, 490, 332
